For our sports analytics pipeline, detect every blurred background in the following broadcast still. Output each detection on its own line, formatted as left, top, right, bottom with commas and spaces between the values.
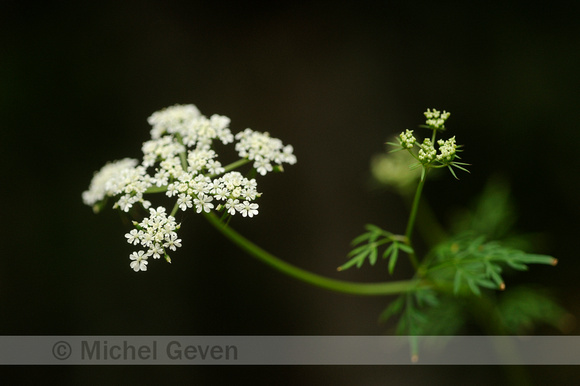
2, 0, 579, 384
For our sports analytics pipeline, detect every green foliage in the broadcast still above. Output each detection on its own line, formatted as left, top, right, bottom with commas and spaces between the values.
350, 111, 563, 360
381, 291, 466, 336
497, 286, 570, 334
339, 224, 413, 273
379, 289, 467, 360
451, 176, 517, 241
381, 284, 568, 340
425, 233, 556, 296
371, 173, 561, 353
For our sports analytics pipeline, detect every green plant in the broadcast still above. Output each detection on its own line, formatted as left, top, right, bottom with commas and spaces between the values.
83, 105, 566, 361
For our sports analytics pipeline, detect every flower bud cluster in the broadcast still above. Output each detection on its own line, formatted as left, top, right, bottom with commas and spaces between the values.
389, 109, 467, 179
424, 108, 450, 130
399, 129, 416, 149
436, 136, 457, 162
418, 138, 437, 163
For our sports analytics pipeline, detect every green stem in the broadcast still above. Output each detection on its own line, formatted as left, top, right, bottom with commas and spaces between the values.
404, 167, 426, 270
218, 158, 252, 175
174, 133, 188, 170
403, 193, 448, 248
170, 200, 180, 217
203, 211, 424, 296
145, 185, 168, 194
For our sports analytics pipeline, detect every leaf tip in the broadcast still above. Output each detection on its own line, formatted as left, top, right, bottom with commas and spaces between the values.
499, 282, 506, 291
551, 258, 558, 266
411, 354, 419, 363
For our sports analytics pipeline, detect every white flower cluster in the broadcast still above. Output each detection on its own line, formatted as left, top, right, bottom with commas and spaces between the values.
166, 171, 261, 217
83, 104, 296, 272
235, 129, 297, 175
399, 129, 416, 149
147, 104, 234, 147
424, 108, 450, 130
82, 158, 152, 212
126, 207, 181, 271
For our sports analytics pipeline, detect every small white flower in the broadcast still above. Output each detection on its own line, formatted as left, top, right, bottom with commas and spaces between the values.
166, 183, 178, 197
125, 229, 141, 245
130, 251, 148, 272
207, 179, 222, 194
254, 156, 273, 176
206, 160, 224, 175
225, 198, 239, 215
149, 206, 167, 218
163, 218, 178, 232
214, 187, 229, 201
116, 195, 133, 212
190, 175, 212, 196
153, 169, 170, 186
177, 193, 193, 211
194, 194, 214, 213
237, 200, 259, 218
163, 233, 182, 251
141, 231, 154, 247
149, 243, 164, 259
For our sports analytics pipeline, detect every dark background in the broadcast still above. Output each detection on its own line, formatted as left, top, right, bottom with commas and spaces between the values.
2, 0, 579, 384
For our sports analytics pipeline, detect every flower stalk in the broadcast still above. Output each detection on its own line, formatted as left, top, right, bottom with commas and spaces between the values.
203, 211, 423, 296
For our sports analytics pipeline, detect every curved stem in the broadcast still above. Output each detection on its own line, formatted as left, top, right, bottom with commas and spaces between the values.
203, 211, 424, 296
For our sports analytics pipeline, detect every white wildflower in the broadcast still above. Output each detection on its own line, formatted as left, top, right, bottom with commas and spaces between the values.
125, 229, 141, 245
236, 201, 259, 218
235, 129, 296, 175
84, 104, 296, 272
82, 158, 139, 208
163, 233, 182, 251
194, 194, 214, 213
147, 104, 201, 139
225, 198, 239, 215
177, 193, 193, 211
130, 251, 148, 272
